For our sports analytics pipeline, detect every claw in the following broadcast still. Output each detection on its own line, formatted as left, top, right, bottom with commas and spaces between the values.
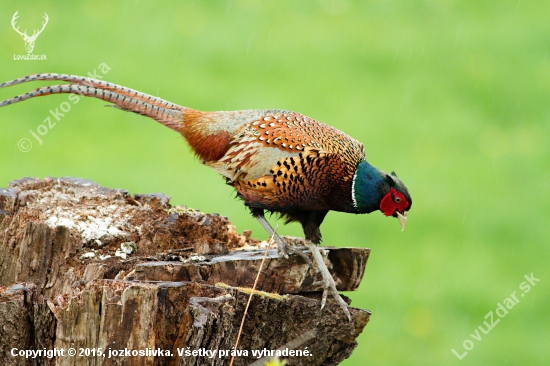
321, 287, 328, 309
277, 240, 290, 259
305, 242, 351, 321
274, 236, 314, 268
253, 212, 314, 268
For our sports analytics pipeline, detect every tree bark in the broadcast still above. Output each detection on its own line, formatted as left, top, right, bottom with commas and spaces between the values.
0, 177, 371, 365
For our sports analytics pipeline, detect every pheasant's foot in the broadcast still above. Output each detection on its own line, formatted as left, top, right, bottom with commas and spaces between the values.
305, 241, 351, 321
272, 234, 314, 268
253, 212, 314, 268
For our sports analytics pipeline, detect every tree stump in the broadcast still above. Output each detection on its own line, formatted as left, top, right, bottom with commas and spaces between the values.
0, 177, 371, 365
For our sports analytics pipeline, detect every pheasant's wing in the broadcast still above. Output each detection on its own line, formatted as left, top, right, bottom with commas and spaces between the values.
208, 111, 364, 180
212, 111, 365, 211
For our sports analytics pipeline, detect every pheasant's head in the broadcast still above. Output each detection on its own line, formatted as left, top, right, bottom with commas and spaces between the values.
352, 161, 412, 230
379, 172, 412, 231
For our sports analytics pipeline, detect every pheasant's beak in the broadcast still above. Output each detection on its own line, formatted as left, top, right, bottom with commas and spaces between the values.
396, 211, 407, 231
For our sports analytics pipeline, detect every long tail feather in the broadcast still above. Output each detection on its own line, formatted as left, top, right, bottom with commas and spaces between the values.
0, 74, 188, 132
1, 73, 180, 110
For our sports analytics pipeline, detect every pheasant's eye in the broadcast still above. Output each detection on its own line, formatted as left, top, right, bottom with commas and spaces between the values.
394, 196, 401, 204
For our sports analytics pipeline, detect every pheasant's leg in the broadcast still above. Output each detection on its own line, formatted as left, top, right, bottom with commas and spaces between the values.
305, 241, 351, 321
253, 212, 314, 268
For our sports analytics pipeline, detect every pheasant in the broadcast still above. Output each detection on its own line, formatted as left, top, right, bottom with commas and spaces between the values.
0, 74, 412, 320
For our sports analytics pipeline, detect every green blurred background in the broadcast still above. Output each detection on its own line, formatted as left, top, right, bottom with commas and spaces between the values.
1, 1, 548, 364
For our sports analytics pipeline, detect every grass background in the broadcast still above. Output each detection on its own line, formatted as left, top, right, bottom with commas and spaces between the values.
1, 1, 549, 364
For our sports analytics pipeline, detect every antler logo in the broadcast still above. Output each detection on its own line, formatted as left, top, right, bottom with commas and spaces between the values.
11, 11, 49, 54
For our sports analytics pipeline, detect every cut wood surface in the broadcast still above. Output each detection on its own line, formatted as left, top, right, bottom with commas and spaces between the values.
0, 177, 371, 365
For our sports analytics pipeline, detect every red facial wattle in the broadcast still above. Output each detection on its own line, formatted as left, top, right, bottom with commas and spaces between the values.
380, 187, 409, 216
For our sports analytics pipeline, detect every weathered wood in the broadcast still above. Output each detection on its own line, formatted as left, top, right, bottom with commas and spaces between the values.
0, 284, 35, 366
0, 177, 371, 365
133, 246, 369, 293
0, 283, 56, 366
0, 281, 368, 366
